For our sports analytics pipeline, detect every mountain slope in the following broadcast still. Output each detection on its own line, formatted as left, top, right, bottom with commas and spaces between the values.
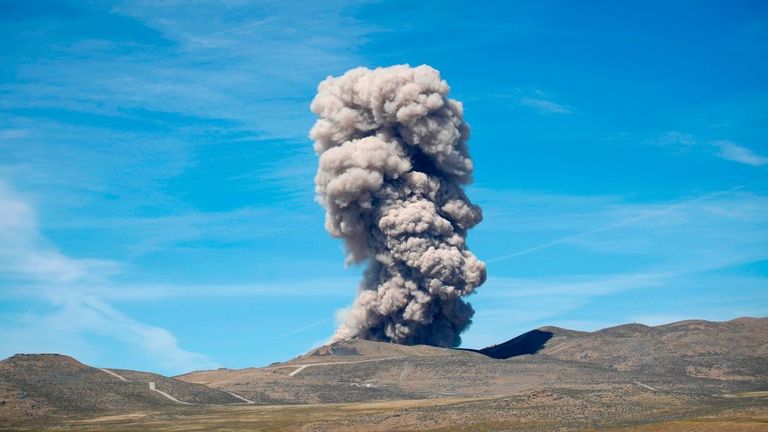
0, 354, 242, 424
524, 317, 768, 379
3, 317, 766, 425
178, 317, 768, 405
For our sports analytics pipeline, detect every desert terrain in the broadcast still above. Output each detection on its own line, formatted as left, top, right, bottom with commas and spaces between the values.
1, 317, 766, 431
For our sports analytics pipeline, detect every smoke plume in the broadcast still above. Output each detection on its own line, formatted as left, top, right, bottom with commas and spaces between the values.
310, 65, 486, 347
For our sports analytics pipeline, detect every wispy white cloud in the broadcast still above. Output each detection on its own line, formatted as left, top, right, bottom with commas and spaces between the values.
50, 207, 312, 257
0, 296, 216, 372
713, 140, 768, 166
0, 3, 370, 284
482, 271, 668, 300
1, 1, 374, 139
484, 183, 763, 263
518, 97, 572, 114
486, 87, 573, 115
654, 131, 696, 152
0, 278, 358, 304
0, 181, 119, 284
463, 268, 768, 348
653, 131, 766, 166
0, 181, 217, 373
461, 185, 768, 347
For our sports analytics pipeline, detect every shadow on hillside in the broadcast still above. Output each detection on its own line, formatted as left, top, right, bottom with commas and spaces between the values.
462, 330, 554, 360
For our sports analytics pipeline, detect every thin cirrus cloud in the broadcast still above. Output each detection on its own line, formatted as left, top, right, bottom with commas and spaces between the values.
518, 97, 573, 114
655, 131, 766, 167
655, 131, 696, 152
460, 186, 768, 348
0, 178, 358, 371
713, 140, 768, 167
0, 180, 218, 374
0, 181, 119, 284
464, 268, 768, 347
0, 0, 374, 251
488, 89, 572, 115
483, 181, 758, 264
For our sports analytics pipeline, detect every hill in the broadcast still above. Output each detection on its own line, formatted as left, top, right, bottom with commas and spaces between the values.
177, 317, 768, 405
2, 317, 766, 430
472, 317, 768, 379
0, 353, 243, 424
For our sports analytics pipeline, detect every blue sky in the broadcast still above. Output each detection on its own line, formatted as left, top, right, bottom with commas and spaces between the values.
1, 0, 767, 375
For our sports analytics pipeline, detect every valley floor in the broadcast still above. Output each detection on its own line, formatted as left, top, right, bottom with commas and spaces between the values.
3, 391, 766, 432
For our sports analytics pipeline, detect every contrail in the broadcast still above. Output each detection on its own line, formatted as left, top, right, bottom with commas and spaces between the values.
487, 182, 756, 264
279, 318, 333, 338
310, 65, 486, 347
191, 18, 275, 43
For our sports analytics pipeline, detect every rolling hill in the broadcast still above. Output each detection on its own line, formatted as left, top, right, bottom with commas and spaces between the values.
1, 317, 766, 430
177, 317, 768, 405
0, 353, 244, 424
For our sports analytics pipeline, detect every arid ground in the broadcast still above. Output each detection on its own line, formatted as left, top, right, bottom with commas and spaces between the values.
2, 317, 766, 431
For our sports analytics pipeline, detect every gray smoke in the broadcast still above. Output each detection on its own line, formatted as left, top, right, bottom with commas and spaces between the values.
310, 64, 486, 347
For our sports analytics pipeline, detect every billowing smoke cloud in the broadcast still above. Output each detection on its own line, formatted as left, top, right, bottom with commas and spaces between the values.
310, 65, 486, 347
